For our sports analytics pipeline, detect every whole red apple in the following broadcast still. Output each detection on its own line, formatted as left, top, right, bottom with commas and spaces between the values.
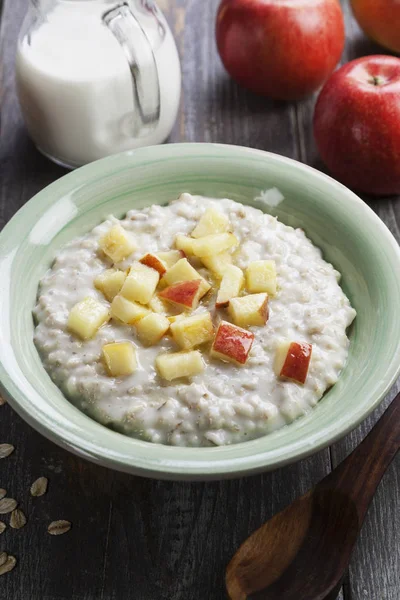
313, 55, 400, 196
215, 0, 345, 101
351, 0, 400, 54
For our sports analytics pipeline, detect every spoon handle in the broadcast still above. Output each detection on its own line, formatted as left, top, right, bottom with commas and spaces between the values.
321, 390, 400, 521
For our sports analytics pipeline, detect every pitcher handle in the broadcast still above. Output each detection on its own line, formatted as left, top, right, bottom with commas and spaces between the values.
103, 2, 160, 134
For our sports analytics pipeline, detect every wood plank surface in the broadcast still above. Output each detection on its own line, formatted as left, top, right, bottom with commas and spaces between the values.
0, 1, 398, 599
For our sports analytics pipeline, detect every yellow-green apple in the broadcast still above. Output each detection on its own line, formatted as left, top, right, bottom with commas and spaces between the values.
216, 0, 345, 101
68, 297, 109, 340
94, 269, 127, 302
111, 295, 150, 324
135, 313, 170, 346
155, 249, 185, 268
351, 0, 400, 54
228, 293, 269, 328
274, 341, 312, 384
211, 321, 254, 366
99, 224, 136, 263
102, 342, 137, 377
191, 207, 231, 238
156, 351, 205, 381
120, 262, 159, 304
170, 312, 215, 350
216, 265, 244, 308
314, 55, 400, 196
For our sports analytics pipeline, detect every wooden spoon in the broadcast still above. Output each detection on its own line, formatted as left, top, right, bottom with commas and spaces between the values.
226, 390, 400, 600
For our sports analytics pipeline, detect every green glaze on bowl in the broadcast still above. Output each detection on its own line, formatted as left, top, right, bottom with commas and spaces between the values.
0, 144, 399, 480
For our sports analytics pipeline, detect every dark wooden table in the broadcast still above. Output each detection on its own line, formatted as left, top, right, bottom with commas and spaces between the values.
0, 1, 399, 598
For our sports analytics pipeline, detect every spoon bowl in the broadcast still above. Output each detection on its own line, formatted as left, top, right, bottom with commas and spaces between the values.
227, 489, 359, 600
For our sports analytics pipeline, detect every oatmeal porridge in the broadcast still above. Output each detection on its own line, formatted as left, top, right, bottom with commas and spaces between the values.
33, 193, 356, 447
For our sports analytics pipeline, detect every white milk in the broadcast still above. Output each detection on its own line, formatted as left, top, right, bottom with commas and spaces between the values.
16, 1, 181, 168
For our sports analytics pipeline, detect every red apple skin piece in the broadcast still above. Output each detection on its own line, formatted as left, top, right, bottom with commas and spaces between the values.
280, 342, 312, 384
139, 253, 167, 276
351, 0, 400, 54
216, 0, 344, 101
159, 280, 202, 309
211, 321, 255, 366
314, 55, 400, 196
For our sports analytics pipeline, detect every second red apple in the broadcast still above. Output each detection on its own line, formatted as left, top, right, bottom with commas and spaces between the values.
216, 0, 345, 101
314, 55, 400, 195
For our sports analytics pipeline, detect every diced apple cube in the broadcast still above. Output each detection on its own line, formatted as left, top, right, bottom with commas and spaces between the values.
148, 294, 167, 314
111, 295, 150, 324
103, 342, 137, 377
94, 269, 127, 302
149, 294, 183, 316
120, 262, 159, 304
139, 253, 167, 276
191, 207, 230, 238
156, 250, 185, 268
167, 314, 186, 324
191, 233, 239, 257
170, 311, 214, 350
68, 297, 109, 340
98, 224, 136, 263
162, 258, 211, 297
274, 341, 312, 384
274, 341, 291, 378
135, 313, 170, 346
228, 293, 269, 328
175, 234, 196, 255
211, 321, 254, 366
246, 260, 277, 295
216, 265, 244, 308
157, 277, 168, 291
159, 280, 203, 310
156, 350, 205, 381
201, 251, 233, 278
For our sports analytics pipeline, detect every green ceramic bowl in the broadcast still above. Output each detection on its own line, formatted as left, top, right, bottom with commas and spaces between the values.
0, 144, 399, 480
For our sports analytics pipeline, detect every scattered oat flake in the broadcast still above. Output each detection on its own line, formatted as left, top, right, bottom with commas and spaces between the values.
0, 489, 6, 500
0, 396, 6, 406
10, 509, 27, 530
0, 552, 7, 567
30, 477, 48, 497
0, 498, 18, 515
0, 522, 6, 534
48, 520, 71, 536
0, 444, 14, 459
0, 555, 17, 576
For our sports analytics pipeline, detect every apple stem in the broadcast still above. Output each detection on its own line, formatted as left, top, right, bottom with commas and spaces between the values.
369, 75, 385, 86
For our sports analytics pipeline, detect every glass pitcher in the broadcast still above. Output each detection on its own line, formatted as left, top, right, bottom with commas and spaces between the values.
15, 0, 181, 169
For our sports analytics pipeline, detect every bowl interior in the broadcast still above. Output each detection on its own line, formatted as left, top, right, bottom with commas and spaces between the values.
0, 144, 399, 479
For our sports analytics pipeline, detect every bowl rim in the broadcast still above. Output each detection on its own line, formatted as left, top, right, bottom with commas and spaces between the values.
1, 142, 400, 480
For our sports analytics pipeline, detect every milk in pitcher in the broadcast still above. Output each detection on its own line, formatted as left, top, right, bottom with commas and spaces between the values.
16, 0, 181, 168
